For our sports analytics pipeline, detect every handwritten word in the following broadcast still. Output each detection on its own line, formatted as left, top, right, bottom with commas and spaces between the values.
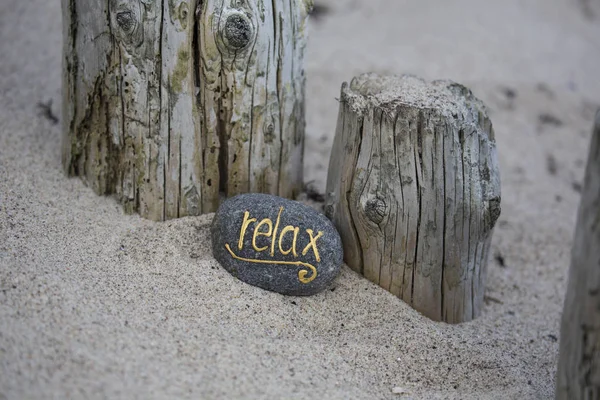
225, 207, 324, 283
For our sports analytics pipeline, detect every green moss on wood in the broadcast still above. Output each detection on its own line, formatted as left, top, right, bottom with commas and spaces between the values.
171, 47, 190, 93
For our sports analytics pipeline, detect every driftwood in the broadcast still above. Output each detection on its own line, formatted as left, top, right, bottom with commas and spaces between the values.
325, 73, 501, 323
556, 110, 600, 399
62, 0, 311, 220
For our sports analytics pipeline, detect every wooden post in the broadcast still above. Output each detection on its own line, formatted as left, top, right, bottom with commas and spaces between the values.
325, 73, 501, 323
556, 110, 600, 399
62, 0, 311, 220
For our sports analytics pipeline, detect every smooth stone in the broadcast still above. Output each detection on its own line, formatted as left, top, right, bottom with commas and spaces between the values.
211, 193, 343, 296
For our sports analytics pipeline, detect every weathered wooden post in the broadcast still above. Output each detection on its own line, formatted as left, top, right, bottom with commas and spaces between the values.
556, 110, 600, 399
325, 73, 501, 323
62, 0, 311, 220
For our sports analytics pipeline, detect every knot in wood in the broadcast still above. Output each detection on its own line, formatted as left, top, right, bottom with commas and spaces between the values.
178, 2, 189, 29
179, 3, 189, 20
116, 11, 136, 33
223, 13, 253, 50
264, 122, 275, 143
364, 198, 387, 224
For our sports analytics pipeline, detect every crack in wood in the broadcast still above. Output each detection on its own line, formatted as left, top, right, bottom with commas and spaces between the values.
326, 74, 500, 323
63, 0, 308, 220
557, 112, 600, 398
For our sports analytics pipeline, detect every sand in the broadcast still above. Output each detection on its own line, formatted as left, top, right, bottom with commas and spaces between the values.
1, 0, 600, 398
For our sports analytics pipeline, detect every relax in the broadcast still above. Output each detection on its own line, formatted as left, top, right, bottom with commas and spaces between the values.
237, 207, 324, 262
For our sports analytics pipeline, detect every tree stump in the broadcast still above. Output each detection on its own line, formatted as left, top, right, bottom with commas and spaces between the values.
62, 0, 311, 221
556, 110, 600, 399
325, 73, 501, 323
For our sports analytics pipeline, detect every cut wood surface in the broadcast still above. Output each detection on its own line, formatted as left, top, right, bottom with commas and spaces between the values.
62, 0, 311, 220
556, 110, 600, 399
325, 73, 501, 323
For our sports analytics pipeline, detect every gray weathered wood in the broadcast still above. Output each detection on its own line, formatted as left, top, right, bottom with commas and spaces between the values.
325, 73, 501, 323
62, 0, 311, 220
556, 110, 600, 399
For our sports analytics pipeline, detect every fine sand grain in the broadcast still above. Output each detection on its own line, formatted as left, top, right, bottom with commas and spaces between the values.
2, 0, 600, 398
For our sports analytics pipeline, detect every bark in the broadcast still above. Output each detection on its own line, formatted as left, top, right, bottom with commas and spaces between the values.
325, 73, 501, 323
556, 110, 600, 399
62, 0, 311, 220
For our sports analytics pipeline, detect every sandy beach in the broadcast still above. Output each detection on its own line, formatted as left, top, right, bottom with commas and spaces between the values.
2, 0, 600, 398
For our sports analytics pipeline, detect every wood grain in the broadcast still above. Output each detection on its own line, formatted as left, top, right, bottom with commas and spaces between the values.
325, 73, 501, 323
62, 0, 311, 220
556, 110, 600, 399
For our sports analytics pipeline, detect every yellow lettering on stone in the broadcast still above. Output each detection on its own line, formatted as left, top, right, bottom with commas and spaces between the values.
278, 225, 299, 256
238, 211, 257, 250
270, 206, 283, 256
302, 229, 323, 262
226, 207, 325, 285
225, 244, 317, 283
252, 218, 273, 252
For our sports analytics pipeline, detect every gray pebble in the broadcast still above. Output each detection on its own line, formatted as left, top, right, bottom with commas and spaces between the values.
211, 194, 343, 296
